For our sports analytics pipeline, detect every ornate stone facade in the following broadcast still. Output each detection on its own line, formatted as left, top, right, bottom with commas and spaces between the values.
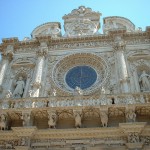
0, 6, 150, 150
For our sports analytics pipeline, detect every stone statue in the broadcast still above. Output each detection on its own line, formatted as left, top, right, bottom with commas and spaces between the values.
13, 76, 25, 98
139, 70, 150, 91
48, 112, 57, 128
126, 109, 136, 122
0, 114, 7, 130
100, 111, 108, 127
74, 111, 82, 128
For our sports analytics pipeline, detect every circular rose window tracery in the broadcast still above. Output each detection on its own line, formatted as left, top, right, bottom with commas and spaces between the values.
52, 53, 110, 94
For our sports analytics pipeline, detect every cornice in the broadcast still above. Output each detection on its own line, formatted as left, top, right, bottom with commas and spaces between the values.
0, 131, 18, 140
33, 127, 124, 139
0, 30, 149, 53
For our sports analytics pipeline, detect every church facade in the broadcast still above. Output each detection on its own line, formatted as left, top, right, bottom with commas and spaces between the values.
0, 6, 150, 150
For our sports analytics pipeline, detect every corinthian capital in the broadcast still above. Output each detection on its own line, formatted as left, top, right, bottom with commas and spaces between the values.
36, 47, 48, 57
113, 36, 126, 51
2, 45, 14, 60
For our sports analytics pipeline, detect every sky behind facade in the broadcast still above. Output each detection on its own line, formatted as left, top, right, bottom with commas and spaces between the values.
0, 0, 150, 43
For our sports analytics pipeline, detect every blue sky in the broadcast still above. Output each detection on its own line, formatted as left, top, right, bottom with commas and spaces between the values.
0, 0, 150, 43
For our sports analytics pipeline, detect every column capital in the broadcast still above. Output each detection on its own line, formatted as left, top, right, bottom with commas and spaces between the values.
36, 47, 48, 57
1, 45, 14, 61
112, 36, 126, 51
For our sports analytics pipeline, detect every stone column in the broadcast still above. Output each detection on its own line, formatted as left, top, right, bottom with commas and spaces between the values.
0, 45, 13, 91
31, 42, 48, 97
113, 36, 130, 93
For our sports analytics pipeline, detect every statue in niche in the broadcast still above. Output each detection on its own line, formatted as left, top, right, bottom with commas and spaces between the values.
12, 76, 25, 98
139, 70, 150, 91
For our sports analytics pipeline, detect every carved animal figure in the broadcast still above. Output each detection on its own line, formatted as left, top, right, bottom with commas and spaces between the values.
100, 111, 108, 127
74, 112, 82, 128
48, 112, 57, 128
0, 114, 7, 130
126, 109, 136, 122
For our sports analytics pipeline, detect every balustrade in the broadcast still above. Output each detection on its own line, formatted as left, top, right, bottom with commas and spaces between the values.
0, 93, 149, 109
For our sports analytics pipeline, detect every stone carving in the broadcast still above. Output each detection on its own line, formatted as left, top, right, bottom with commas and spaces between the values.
126, 109, 136, 122
75, 86, 83, 95
128, 132, 140, 143
73, 110, 82, 128
48, 111, 57, 128
101, 87, 106, 94
100, 111, 108, 127
20, 137, 27, 146
52, 89, 57, 96
139, 70, 150, 91
5, 90, 12, 98
36, 48, 48, 57
113, 36, 126, 50
0, 114, 7, 130
13, 76, 25, 98
21, 113, 31, 126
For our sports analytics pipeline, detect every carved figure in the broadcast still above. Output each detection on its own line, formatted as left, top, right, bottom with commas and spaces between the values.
100, 111, 108, 127
52, 89, 57, 96
139, 70, 150, 91
74, 111, 82, 128
21, 113, 30, 126
126, 109, 136, 122
101, 87, 105, 94
20, 137, 26, 146
48, 112, 57, 128
113, 36, 126, 50
5, 90, 12, 98
13, 76, 25, 98
0, 114, 7, 130
75, 86, 83, 95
